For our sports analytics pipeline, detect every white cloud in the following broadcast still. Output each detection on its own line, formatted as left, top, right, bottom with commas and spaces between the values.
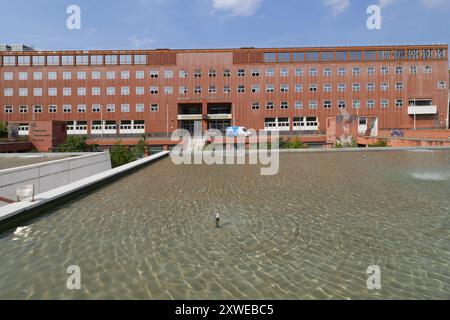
321, 0, 350, 16
129, 35, 155, 48
379, 0, 400, 7
211, 0, 262, 16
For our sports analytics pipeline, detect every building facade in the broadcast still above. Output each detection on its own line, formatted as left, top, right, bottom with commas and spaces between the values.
0, 44, 448, 140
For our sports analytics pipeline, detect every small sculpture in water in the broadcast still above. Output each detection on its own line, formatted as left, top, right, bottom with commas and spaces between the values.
216, 213, 220, 228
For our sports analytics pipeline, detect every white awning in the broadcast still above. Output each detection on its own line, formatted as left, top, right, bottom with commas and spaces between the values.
408, 106, 437, 115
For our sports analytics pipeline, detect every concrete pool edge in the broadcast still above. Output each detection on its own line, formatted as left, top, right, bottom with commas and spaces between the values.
0, 151, 170, 224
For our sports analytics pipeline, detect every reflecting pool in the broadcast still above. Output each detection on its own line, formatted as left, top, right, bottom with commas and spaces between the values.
0, 151, 449, 299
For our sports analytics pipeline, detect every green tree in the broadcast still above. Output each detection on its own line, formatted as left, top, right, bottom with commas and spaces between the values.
0, 121, 8, 138
110, 142, 132, 168
59, 136, 91, 152
130, 136, 147, 160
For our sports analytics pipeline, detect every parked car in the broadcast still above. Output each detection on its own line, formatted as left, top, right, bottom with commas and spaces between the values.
225, 126, 252, 137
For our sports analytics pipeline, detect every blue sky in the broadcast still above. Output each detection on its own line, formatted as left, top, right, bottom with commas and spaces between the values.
0, 0, 449, 50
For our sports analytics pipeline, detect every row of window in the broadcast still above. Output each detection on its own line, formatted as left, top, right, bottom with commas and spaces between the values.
2, 54, 147, 67
1, 65, 435, 81
3, 81, 446, 97
3, 104, 160, 114
3, 99, 406, 115
251, 99, 405, 110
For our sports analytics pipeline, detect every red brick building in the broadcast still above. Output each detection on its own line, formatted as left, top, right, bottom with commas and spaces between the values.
0, 44, 448, 145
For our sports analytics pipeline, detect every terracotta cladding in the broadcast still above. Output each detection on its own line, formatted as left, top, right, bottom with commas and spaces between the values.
0, 45, 448, 134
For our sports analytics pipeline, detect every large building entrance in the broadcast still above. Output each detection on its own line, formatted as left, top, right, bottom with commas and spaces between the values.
207, 103, 232, 133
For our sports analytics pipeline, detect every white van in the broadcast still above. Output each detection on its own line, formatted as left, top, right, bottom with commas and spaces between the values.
225, 126, 251, 137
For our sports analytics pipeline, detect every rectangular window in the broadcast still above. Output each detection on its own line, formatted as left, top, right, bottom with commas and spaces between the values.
106, 71, 116, 80
338, 83, 346, 92
92, 71, 101, 80
48, 72, 57, 80
150, 104, 159, 112
136, 87, 145, 95
381, 99, 389, 108
266, 68, 275, 77
223, 69, 231, 77
3, 56, 16, 66
252, 69, 260, 77
396, 82, 404, 91
19, 72, 28, 80
32, 56, 45, 66
367, 83, 375, 91
381, 83, 389, 91
48, 105, 57, 113
194, 70, 202, 78
438, 81, 446, 89
264, 52, 277, 63
47, 55, 59, 66
367, 67, 375, 75
208, 86, 217, 94
280, 68, 289, 77
34, 88, 42, 96
295, 84, 303, 93
20, 105, 28, 113
121, 104, 130, 113
323, 84, 332, 92
63, 105, 72, 113
3, 72, 13, 81
338, 100, 347, 109
194, 86, 202, 94
33, 105, 42, 113
208, 70, 217, 78
279, 52, 291, 62
424, 65, 432, 74
120, 55, 132, 65
136, 104, 144, 113
150, 70, 159, 78
223, 86, 231, 94
63, 72, 72, 80
251, 85, 260, 93
352, 100, 361, 109
252, 102, 260, 110
266, 84, 275, 93
410, 66, 417, 74
293, 52, 305, 62
77, 87, 86, 96
352, 83, 361, 92
4, 88, 13, 96
266, 102, 274, 110
19, 88, 28, 96
295, 101, 303, 109
295, 68, 303, 77
338, 68, 346, 76
309, 84, 318, 92
4, 105, 13, 114
107, 87, 115, 95
121, 71, 130, 79
309, 100, 318, 109
105, 55, 118, 65
281, 84, 289, 93
48, 88, 57, 96
77, 72, 86, 80
62, 56, 74, 65
78, 105, 87, 113
323, 68, 332, 76
179, 70, 188, 78
309, 68, 318, 76
237, 85, 245, 93
280, 101, 289, 109
76, 55, 89, 66
165, 86, 173, 95
134, 55, 147, 65
121, 87, 130, 95
92, 105, 101, 113
150, 86, 159, 94
323, 100, 332, 109
90, 55, 103, 65
381, 66, 389, 75
18, 56, 30, 66
179, 86, 188, 94
395, 66, 403, 74
237, 69, 246, 77
63, 88, 72, 96
106, 104, 115, 113
165, 70, 174, 79
92, 87, 101, 96
396, 99, 404, 108
33, 72, 42, 80
367, 100, 375, 108
352, 67, 361, 76
136, 71, 145, 79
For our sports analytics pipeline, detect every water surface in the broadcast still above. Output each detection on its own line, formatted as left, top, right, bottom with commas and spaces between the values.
0, 151, 449, 299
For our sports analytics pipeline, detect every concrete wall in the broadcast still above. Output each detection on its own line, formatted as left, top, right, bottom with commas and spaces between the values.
0, 152, 111, 203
